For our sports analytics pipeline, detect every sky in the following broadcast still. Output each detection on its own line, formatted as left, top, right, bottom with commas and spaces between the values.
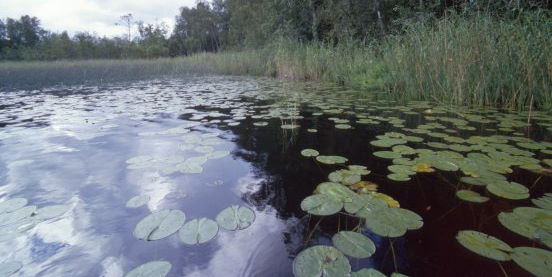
0, 0, 197, 37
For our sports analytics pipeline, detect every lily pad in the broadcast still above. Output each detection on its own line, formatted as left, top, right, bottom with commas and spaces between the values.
124, 261, 171, 277
487, 181, 529, 200
456, 190, 489, 203
348, 165, 371, 175
533, 193, 552, 210
178, 218, 218, 245
126, 195, 150, 208
301, 149, 320, 157
456, 230, 513, 261
374, 151, 402, 159
292, 245, 351, 277
363, 207, 423, 237
133, 209, 186, 241
332, 231, 376, 258
328, 170, 361, 186
511, 247, 552, 277
315, 182, 356, 203
316, 155, 348, 165
387, 173, 411, 182
216, 205, 255, 231
301, 194, 343, 216
345, 194, 387, 214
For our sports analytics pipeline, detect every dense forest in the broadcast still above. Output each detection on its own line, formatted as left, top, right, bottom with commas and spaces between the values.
0, 0, 550, 60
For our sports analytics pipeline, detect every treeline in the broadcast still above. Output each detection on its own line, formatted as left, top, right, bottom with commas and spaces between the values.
1, 0, 550, 60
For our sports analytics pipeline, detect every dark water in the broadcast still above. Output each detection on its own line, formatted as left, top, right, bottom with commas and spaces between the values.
0, 76, 550, 277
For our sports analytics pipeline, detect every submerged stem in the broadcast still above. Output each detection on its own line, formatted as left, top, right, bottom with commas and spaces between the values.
389, 238, 398, 272
497, 262, 509, 277
304, 218, 323, 245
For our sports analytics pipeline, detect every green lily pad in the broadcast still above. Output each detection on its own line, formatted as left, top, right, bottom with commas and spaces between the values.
301, 149, 320, 157
0, 261, 22, 277
460, 177, 486, 186
332, 231, 376, 258
301, 194, 343, 216
315, 182, 356, 203
456, 230, 513, 261
126, 195, 150, 208
351, 268, 386, 277
498, 208, 552, 246
292, 245, 351, 277
363, 207, 423, 237
388, 165, 415, 175
374, 151, 402, 159
335, 124, 352, 130
348, 165, 371, 175
456, 190, 489, 203
0, 198, 28, 214
511, 247, 552, 277
387, 173, 411, 182
328, 170, 361, 186
216, 205, 255, 231
487, 181, 529, 200
533, 193, 552, 210
345, 194, 387, 214
133, 209, 186, 241
316, 155, 348, 165
392, 145, 416, 155
178, 218, 218, 245
124, 261, 171, 277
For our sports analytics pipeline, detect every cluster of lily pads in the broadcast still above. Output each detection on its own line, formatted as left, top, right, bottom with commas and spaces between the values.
296, 149, 422, 276
122, 195, 255, 277
454, 189, 552, 276
0, 197, 70, 276
126, 132, 229, 175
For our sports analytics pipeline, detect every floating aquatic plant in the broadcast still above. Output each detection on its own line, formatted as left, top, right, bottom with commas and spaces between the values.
511, 247, 552, 277
331, 231, 376, 258
301, 194, 343, 216
215, 205, 255, 231
179, 218, 219, 245
292, 246, 351, 277
301, 149, 320, 157
456, 190, 489, 203
316, 155, 348, 165
133, 209, 185, 241
456, 230, 513, 261
362, 207, 423, 237
124, 261, 171, 277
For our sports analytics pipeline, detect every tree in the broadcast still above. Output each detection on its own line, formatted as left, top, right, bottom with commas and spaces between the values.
116, 13, 134, 42
5, 15, 45, 48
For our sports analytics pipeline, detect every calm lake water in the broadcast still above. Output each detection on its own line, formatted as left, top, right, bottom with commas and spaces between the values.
0, 76, 550, 277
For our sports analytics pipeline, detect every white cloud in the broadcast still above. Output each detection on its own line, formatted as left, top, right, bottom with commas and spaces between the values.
0, 0, 196, 37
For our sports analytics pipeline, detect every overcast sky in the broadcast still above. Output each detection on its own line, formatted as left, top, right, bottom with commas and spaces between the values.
0, 0, 197, 37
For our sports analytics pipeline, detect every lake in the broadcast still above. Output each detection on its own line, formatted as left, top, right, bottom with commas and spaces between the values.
0, 76, 551, 277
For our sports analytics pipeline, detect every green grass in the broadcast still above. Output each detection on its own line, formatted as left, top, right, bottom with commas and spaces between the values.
2, 13, 550, 111
382, 13, 552, 111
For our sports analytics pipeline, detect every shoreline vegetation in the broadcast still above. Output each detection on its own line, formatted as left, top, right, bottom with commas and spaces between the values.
1, 6, 551, 112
